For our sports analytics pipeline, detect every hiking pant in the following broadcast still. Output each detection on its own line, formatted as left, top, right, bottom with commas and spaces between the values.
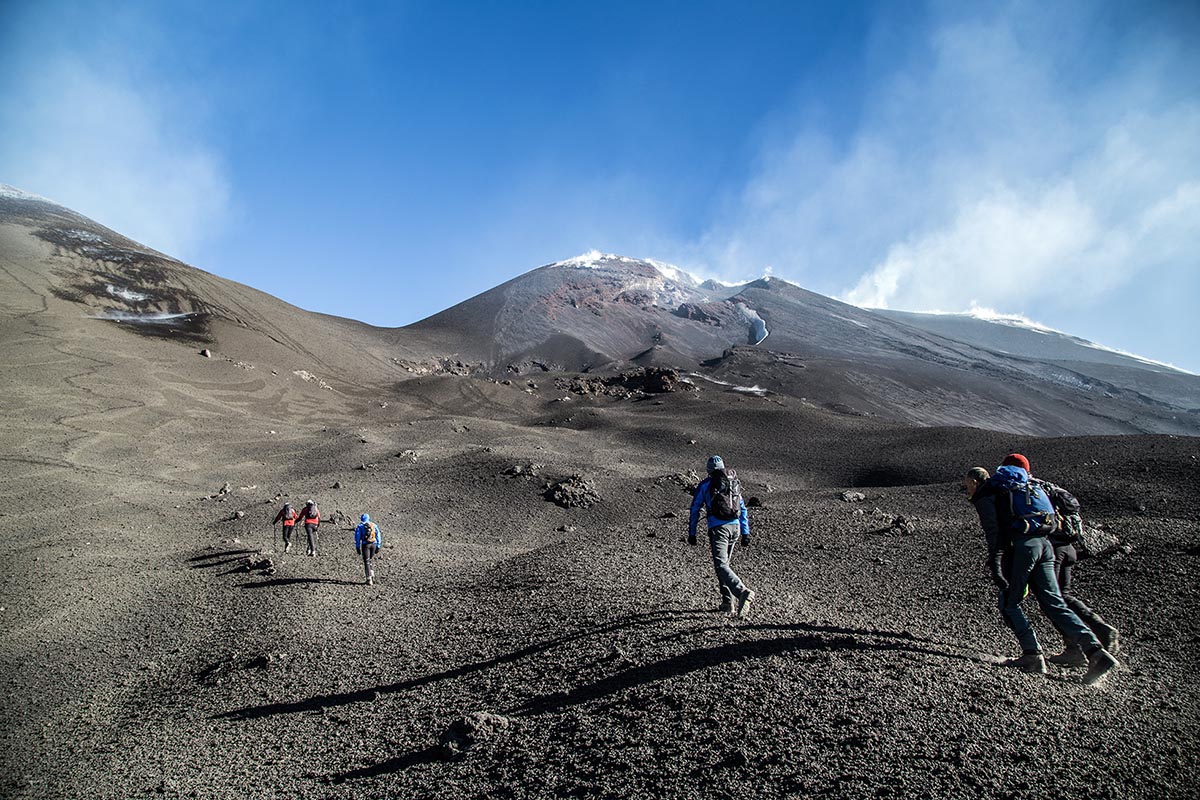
305, 524, 319, 554
998, 535, 1101, 654
360, 544, 377, 582
1051, 542, 1112, 641
282, 525, 295, 547
708, 523, 749, 603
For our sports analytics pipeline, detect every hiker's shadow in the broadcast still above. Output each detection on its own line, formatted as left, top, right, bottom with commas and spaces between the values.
327, 746, 444, 784
239, 577, 362, 589
512, 620, 979, 717
188, 550, 257, 570
327, 618, 982, 782
214, 607, 716, 722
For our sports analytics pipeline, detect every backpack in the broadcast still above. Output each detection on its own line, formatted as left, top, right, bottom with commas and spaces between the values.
1035, 479, 1084, 543
360, 521, 378, 547
303, 504, 319, 523
989, 465, 1059, 537
707, 470, 743, 520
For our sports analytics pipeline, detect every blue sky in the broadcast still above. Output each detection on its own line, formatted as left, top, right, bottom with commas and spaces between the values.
1, 0, 1198, 371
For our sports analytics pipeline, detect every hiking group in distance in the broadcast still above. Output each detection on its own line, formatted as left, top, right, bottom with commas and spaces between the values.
265, 450, 1121, 687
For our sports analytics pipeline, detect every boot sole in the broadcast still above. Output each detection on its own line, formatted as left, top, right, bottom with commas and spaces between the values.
1084, 656, 1119, 686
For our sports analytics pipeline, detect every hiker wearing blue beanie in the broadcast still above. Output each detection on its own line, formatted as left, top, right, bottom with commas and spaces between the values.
355, 513, 382, 585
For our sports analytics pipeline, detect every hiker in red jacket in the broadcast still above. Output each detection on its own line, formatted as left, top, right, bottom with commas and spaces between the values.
272, 503, 299, 554
300, 500, 321, 557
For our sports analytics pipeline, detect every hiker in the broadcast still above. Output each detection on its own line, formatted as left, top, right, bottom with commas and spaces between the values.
688, 455, 756, 617
1001, 453, 1120, 666
272, 502, 299, 554
963, 464, 1118, 685
300, 499, 321, 557
355, 513, 382, 585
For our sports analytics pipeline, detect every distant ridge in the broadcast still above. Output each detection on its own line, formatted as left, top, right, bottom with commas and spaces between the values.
2, 185, 1197, 435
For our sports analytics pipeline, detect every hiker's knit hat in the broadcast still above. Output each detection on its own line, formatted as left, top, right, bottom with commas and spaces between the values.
706, 455, 725, 472
1001, 453, 1031, 473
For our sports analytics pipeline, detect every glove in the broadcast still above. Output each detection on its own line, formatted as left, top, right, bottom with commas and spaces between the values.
740, 535, 751, 548
989, 564, 1008, 591
988, 551, 1007, 590
687, 534, 697, 546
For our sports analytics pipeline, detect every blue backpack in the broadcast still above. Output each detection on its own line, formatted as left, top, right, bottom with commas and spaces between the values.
988, 465, 1059, 537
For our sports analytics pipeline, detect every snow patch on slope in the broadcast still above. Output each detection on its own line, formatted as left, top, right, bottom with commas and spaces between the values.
910, 306, 1194, 375
106, 284, 149, 302
688, 373, 769, 396
553, 251, 702, 286
87, 310, 195, 324
736, 304, 769, 345
0, 184, 56, 203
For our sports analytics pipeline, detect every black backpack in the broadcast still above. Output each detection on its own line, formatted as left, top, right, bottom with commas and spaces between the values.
707, 470, 743, 520
1036, 479, 1084, 543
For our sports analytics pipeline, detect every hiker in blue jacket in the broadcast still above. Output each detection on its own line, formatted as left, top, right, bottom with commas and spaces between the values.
964, 464, 1118, 686
1001, 453, 1119, 666
355, 513, 382, 585
689, 455, 756, 618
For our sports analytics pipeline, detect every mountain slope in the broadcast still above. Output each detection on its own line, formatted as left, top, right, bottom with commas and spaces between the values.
2, 188, 1196, 437
876, 308, 1199, 410
407, 252, 1200, 436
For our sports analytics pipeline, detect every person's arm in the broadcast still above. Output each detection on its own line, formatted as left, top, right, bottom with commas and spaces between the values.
688, 480, 708, 541
272, 509, 283, 524
972, 495, 1006, 588
375, 525, 381, 548
354, 525, 362, 550
738, 499, 750, 541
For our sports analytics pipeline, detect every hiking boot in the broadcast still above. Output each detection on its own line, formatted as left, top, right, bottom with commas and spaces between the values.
1000, 653, 1047, 674
718, 598, 734, 614
1083, 649, 1118, 686
736, 590, 756, 619
1047, 645, 1088, 667
1095, 624, 1120, 655
284, 542, 291, 554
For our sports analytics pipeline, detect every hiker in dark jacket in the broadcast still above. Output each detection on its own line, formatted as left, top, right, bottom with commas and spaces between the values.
355, 513, 381, 586
689, 455, 756, 618
300, 499, 321, 557
964, 465, 1118, 685
1001, 453, 1120, 665
272, 503, 299, 553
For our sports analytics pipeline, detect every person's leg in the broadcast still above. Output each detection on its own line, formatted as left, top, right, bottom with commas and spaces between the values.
1047, 543, 1087, 665
708, 524, 747, 602
1000, 537, 1042, 655
1031, 538, 1119, 683
361, 545, 372, 583
283, 525, 293, 553
305, 524, 317, 556
1030, 539, 1101, 651
1056, 543, 1119, 652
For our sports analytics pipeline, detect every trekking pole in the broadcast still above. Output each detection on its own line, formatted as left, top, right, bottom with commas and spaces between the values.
273, 523, 278, 554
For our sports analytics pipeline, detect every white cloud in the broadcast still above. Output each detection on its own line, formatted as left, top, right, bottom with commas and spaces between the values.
683, 1, 1200, 368
0, 57, 229, 261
